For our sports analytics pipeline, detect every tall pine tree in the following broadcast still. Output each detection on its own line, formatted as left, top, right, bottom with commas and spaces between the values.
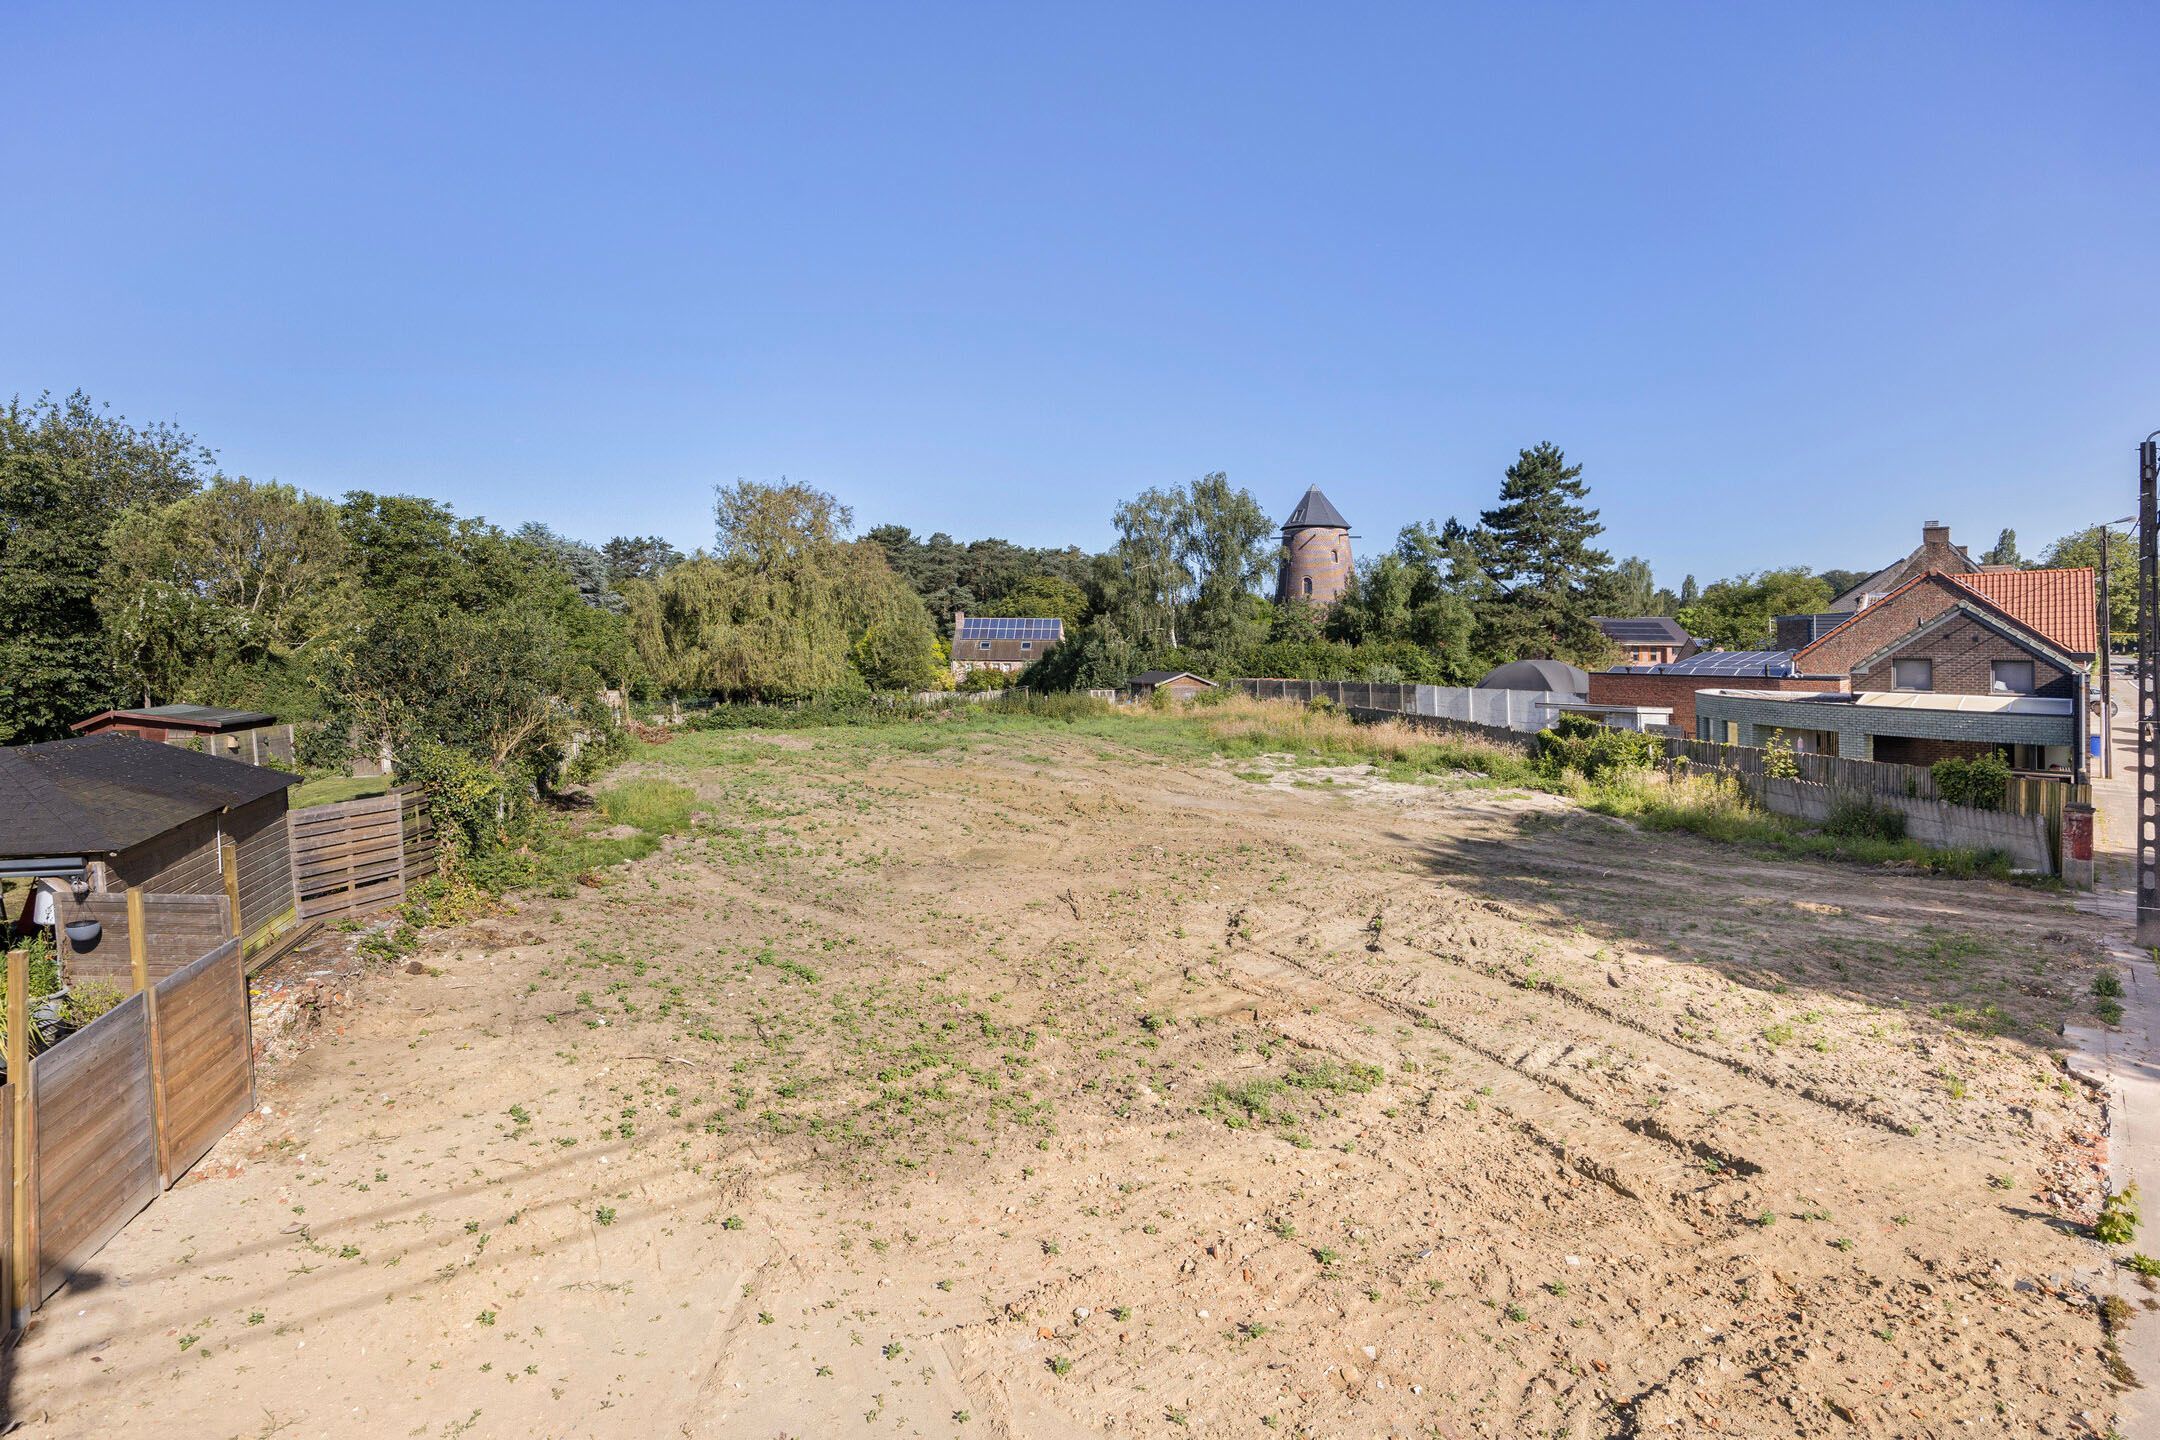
1470, 442, 1614, 665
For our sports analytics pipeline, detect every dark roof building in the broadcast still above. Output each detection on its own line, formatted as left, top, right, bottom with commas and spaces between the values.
1476, 659, 1589, 695
2, 735, 301, 969
1828, 521, 1980, 611
950, 612, 1066, 675
1593, 616, 1700, 665
1124, 670, 1218, 702
0, 735, 298, 861
73, 704, 276, 738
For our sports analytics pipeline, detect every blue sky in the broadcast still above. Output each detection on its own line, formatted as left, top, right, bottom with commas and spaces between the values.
7, 3, 2157, 585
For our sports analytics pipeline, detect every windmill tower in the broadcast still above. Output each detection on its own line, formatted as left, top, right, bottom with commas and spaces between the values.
1274, 487, 1353, 606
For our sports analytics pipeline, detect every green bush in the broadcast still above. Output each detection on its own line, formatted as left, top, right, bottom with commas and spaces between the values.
1825, 796, 1908, 842
58, 979, 127, 1032
398, 737, 519, 865
958, 668, 1008, 693
1535, 714, 1661, 781
561, 721, 632, 786
1931, 752, 2011, 810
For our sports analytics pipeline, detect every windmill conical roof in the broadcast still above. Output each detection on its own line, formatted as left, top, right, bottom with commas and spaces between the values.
1281, 487, 1348, 531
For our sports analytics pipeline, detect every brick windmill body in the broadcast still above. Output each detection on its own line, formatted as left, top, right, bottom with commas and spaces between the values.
1274, 487, 1353, 607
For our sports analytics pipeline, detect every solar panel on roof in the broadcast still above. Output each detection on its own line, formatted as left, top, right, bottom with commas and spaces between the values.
957, 617, 1061, 641
1658, 649, 1797, 677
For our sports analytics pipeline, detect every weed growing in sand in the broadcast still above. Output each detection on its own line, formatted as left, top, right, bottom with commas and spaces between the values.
2096, 1186, 2141, 1246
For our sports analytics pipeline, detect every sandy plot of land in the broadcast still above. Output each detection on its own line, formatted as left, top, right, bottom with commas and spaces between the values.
10, 720, 2131, 1439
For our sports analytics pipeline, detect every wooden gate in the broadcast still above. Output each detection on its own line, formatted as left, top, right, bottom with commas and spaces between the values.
32, 992, 159, 1304
289, 787, 437, 920
151, 938, 251, 1180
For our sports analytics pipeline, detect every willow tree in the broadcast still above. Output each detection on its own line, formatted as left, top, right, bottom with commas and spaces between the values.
622, 481, 945, 700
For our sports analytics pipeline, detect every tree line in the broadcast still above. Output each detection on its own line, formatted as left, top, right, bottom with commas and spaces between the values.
7, 389, 2113, 781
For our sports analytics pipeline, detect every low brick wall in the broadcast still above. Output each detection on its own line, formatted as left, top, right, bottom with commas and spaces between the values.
1750, 776, 2053, 873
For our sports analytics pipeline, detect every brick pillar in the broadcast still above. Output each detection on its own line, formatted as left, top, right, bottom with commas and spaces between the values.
2063, 801, 2096, 890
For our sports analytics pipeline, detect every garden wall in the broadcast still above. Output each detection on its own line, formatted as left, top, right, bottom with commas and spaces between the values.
1748, 776, 2054, 872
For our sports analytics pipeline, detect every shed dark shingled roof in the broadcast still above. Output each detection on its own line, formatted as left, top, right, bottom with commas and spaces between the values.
0, 734, 298, 859
1281, 487, 1349, 531
72, 703, 275, 734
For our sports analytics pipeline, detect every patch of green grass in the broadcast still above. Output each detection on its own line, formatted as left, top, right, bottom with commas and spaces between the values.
1206, 1058, 1382, 1132
598, 779, 699, 834
291, 773, 393, 809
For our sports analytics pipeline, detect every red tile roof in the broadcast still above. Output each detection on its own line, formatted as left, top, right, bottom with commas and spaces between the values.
1950, 567, 2096, 655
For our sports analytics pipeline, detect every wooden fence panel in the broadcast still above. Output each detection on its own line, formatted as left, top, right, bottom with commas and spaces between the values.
152, 938, 251, 1183
57, 893, 231, 985
0, 1080, 12, 1323
290, 793, 405, 919
32, 992, 158, 1304
399, 786, 438, 883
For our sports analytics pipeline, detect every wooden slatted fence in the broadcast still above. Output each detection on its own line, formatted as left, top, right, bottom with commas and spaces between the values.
5, 919, 258, 1322
290, 787, 438, 920
32, 992, 160, 1304
56, 892, 231, 985
151, 939, 251, 1181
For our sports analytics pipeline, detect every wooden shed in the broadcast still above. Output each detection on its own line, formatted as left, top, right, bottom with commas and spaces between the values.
0, 735, 299, 980
70, 703, 297, 769
1124, 670, 1219, 703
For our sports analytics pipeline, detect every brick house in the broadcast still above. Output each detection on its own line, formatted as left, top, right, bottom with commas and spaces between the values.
1588, 666, 1846, 734
1695, 567, 2095, 772
950, 612, 1065, 679
1593, 616, 1699, 666
1828, 521, 1985, 611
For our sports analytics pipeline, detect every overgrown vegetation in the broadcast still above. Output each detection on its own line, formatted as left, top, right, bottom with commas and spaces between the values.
1931, 752, 2012, 810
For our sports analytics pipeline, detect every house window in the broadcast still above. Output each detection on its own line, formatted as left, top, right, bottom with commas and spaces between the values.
1302, 576, 1313, 597
1891, 658, 1933, 691
1330, 548, 1338, 563
1020, 641, 1032, 651
1991, 659, 2035, 694
979, 641, 992, 651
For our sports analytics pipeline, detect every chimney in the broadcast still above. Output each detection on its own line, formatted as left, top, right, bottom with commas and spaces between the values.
1922, 521, 1950, 547
952, 609, 966, 633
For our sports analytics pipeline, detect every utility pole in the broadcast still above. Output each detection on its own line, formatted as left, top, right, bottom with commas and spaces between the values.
2099, 524, 2114, 779
2138, 434, 2160, 947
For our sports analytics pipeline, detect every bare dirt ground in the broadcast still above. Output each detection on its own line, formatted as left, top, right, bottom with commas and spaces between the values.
13, 718, 2134, 1439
